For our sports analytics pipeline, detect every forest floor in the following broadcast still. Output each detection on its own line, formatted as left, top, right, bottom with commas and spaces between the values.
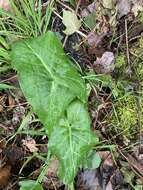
0, 0, 143, 189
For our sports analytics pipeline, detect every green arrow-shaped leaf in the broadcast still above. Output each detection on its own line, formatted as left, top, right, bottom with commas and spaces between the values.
11, 32, 87, 134
11, 32, 98, 184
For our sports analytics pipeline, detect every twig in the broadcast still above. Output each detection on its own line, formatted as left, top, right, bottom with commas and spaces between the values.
76, 30, 87, 38
117, 147, 143, 179
57, 0, 74, 12
53, 9, 62, 19
0, 75, 16, 83
135, 84, 143, 159
129, 34, 143, 42
75, 0, 81, 14
125, 19, 131, 75
63, 35, 68, 47
5, 102, 28, 108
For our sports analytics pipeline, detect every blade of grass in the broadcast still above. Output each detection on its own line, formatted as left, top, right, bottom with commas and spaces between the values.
0, 83, 16, 89
43, 0, 54, 33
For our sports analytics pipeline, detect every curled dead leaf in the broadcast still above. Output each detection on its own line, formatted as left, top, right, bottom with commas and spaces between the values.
106, 181, 113, 190
87, 31, 108, 48
12, 105, 25, 125
0, 164, 11, 187
0, 138, 6, 150
127, 154, 143, 176
76, 169, 102, 190
22, 138, 38, 153
81, 1, 97, 18
46, 158, 59, 177
8, 95, 15, 110
32, 158, 62, 189
97, 151, 111, 161
4, 145, 24, 166
116, 0, 131, 18
0, 105, 3, 112
94, 51, 115, 74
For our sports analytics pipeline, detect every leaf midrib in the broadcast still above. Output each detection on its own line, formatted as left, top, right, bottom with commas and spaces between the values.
24, 42, 85, 101
25, 42, 55, 79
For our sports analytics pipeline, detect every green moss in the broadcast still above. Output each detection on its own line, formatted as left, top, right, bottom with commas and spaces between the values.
139, 11, 143, 24
130, 37, 143, 80
114, 37, 143, 81
137, 63, 143, 80
111, 93, 143, 142
115, 54, 126, 68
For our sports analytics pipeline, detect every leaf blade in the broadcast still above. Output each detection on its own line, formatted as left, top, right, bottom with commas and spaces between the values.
62, 10, 81, 35
49, 100, 98, 184
11, 32, 98, 185
11, 32, 87, 133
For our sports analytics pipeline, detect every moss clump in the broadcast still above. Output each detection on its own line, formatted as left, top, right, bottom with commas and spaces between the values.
111, 93, 143, 143
115, 54, 126, 68
138, 11, 143, 24
130, 37, 143, 80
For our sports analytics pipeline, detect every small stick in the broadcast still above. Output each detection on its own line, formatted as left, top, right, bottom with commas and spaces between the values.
125, 19, 131, 75
75, 0, 81, 14
0, 75, 16, 83
76, 30, 87, 38
57, 0, 74, 12
53, 9, 62, 19
63, 35, 68, 47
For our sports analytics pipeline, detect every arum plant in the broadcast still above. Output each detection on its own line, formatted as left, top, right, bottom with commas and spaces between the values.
11, 31, 99, 186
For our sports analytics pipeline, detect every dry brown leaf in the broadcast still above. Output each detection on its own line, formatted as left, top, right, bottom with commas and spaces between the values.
0, 105, 3, 113
132, 2, 143, 16
87, 32, 108, 48
0, 96, 4, 113
102, 153, 114, 167
97, 151, 111, 160
8, 95, 15, 109
106, 181, 113, 190
76, 169, 102, 190
46, 158, 59, 177
22, 138, 38, 153
116, 0, 131, 18
32, 158, 59, 178
81, 1, 97, 18
132, 133, 143, 165
127, 154, 143, 176
12, 106, 25, 125
4, 145, 24, 166
116, 0, 143, 17
94, 51, 115, 74
131, 0, 143, 6
0, 138, 6, 150
32, 158, 62, 189
0, 164, 11, 187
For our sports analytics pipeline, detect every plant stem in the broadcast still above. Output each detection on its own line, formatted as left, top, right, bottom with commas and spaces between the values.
76, 30, 87, 38
68, 183, 75, 190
